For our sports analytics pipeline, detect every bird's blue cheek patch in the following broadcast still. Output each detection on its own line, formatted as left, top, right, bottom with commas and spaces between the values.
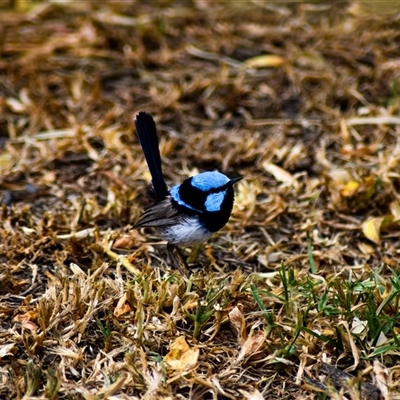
205, 190, 226, 212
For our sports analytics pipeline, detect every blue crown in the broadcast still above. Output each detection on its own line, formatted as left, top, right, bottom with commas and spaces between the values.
191, 171, 229, 191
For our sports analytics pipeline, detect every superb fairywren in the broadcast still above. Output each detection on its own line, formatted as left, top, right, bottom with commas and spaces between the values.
133, 112, 242, 274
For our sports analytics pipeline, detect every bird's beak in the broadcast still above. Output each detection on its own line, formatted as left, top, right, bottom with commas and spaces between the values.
229, 176, 243, 185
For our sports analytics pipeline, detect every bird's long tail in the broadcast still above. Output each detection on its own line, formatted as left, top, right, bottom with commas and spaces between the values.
134, 112, 169, 200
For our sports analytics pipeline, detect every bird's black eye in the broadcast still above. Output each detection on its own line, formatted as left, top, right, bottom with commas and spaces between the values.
178, 178, 207, 211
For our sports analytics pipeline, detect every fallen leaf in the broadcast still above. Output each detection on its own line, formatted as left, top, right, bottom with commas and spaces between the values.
239, 389, 264, 400
390, 200, 400, 221
361, 217, 383, 244
283, 142, 305, 169
340, 181, 360, 197
114, 293, 133, 317
244, 54, 285, 68
374, 331, 388, 347
361, 216, 393, 244
13, 310, 39, 332
6, 97, 26, 113
351, 317, 367, 335
235, 330, 266, 364
164, 336, 199, 371
372, 360, 389, 398
357, 242, 375, 255
321, 328, 335, 337
263, 162, 295, 184
229, 306, 247, 345
0, 343, 15, 358
294, 51, 326, 69
329, 169, 352, 183
0, 151, 13, 170
113, 235, 136, 249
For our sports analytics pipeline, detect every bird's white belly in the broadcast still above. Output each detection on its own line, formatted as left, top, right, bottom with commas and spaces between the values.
162, 218, 213, 246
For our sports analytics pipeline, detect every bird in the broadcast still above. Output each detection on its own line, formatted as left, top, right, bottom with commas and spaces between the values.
133, 111, 242, 275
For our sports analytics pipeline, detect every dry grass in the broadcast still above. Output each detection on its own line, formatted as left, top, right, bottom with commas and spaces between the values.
1, 1, 400, 399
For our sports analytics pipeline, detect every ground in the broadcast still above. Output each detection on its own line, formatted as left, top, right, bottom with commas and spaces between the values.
0, 1, 400, 399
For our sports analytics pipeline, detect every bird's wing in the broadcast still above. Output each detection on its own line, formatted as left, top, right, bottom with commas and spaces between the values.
134, 198, 183, 228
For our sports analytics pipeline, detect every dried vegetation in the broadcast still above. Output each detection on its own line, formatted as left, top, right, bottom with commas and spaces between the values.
1, 1, 400, 399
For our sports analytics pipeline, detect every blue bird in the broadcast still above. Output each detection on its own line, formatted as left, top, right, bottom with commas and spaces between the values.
133, 112, 242, 274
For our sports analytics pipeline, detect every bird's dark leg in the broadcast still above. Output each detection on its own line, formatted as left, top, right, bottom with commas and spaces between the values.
166, 243, 188, 277
174, 246, 189, 270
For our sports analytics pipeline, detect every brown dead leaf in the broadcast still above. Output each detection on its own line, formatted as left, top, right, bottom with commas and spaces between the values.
239, 389, 264, 400
244, 54, 285, 68
164, 336, 199, 372
0, 343, 15, 358
372, 360, 389, 398
340, 181, 360, 197
361, 217, 383, 244
114, 293, 133, 317
328, 170, 387, 213
294, 51, 326, 69
358, 242, 375, 255
361, 216, 393, 244
329, 169, 352, 183
0, 151, 13, 170
6, 97, 27, 113
113, 235, 136, 249
235, 330, 266, 365
341, 144, 379, 158
229, 306, 247, 346
263, 162, 295, 184
390, 200, 400, 221
13, 310, 39, 332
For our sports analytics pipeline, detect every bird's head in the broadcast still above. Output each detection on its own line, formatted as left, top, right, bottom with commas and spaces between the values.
170, 171, 242, 213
